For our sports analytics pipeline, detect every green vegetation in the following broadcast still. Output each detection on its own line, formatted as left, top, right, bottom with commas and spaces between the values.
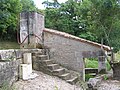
0, 41, 19, 49
85, 58, 111, 81
0, 0, 38, 41
43, 0, 120, 52
85, 74, 94, 81
54, 86, 59, 90
85, 58, 98, 68
85, 58, 111, 70
1, 0, 120, 51
103, 74, 108, 80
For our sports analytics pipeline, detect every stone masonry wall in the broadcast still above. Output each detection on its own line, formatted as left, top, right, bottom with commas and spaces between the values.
0, 59, 21, 86
43, 28, 110, 79
20, 12, 44, 48
0, 49, 38, 86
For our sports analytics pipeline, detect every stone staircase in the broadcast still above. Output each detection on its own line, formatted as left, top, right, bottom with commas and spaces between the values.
32, 49, 80, 85
85, 68, 98, 76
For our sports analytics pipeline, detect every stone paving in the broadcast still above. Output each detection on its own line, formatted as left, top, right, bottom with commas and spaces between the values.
14, 71, 82, 90
98, 80, 120, 90
14, 70, 120, 90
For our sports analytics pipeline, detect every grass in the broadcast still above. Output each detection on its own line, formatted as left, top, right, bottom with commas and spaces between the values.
0, 41, 19, 49
85, 58, 111, 70
85, 58, 111, 81
85, 58, 98, 68
85, 74, 95, 81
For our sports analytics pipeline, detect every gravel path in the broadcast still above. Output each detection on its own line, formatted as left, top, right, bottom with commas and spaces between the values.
98, 80, 120, 90
14, 71, 82, 90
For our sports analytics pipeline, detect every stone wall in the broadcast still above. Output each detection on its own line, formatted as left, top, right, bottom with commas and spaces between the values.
20, 12, 44, 48
43, 28, 110, 79
0, 59, 21, 86
0, 49, 39, 86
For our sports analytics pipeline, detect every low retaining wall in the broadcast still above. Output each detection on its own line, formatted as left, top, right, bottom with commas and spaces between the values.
0, 49, 40, 86
0, 59, 21, 86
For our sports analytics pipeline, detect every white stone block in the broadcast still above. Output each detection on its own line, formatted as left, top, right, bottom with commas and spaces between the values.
27, 64, 32, 74
23, 53, 32, 64
19, 64, 29, 80
19, 64, 33, 80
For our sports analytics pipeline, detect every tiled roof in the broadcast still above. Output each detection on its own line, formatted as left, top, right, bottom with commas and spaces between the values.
44, 28, 111, 51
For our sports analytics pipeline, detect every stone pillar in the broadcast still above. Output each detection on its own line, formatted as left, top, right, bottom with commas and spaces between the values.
20, 11, 44, 49
98, 56, 106, 74
19, 53, 32, 80
23, 53, 32, 64
82, 58, 85, 81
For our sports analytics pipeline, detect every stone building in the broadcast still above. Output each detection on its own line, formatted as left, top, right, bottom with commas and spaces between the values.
20, 11, 111, 80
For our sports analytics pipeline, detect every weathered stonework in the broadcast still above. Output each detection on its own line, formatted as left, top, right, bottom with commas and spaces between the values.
19, 12, 111, 81
0, 59, 21, 86
0, 49, 41, 86
20, 12, 44, 49
112, 62, 120, 80
98, 56, 106, 74
43, 28, 110, 80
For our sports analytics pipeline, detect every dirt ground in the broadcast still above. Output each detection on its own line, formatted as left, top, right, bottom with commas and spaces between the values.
14, 71, 83, 90
98, 80, 120, 90
14, 70, 120, 90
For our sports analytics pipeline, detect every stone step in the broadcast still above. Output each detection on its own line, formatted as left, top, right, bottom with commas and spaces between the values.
89, 73, 97, 77
66, 77, 78, 85
85, 68, 98, 74
42, 60, 53, 66
59, 73, 71, 80
53, 68, 65, 76
47, 64, 60, 70
32, 52, 42, 56
37, 55, 48, 60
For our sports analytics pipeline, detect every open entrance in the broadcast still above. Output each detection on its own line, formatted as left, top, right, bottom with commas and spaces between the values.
84, 57, 111, 81
84, 58, 98, 81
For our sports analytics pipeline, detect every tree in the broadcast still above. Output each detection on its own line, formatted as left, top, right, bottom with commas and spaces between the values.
80, 0, 120, 51
44, 0, 120, 51
44, 0, 97, 41
42, 0, 60, 8
20, 0, 37, 11
0, 0, 22, 40
0, 0, 38, 41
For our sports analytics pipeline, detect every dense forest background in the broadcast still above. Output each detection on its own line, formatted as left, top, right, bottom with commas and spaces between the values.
0, 0, 120, 52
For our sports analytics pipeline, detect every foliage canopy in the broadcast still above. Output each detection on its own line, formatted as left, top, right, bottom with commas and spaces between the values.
44, 0, 120, 52
1, 0, 120, 51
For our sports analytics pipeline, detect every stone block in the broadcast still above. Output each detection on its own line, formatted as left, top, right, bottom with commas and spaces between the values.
19, 64, 29, 80
27, 64, 32, 74
0, 65, 2, 72
19, 64, 32, 80
98, 56, 106, 74
23, 53, 32, 64
5, 62, 9, 69
32, 61, 40, 71
2, 64, 6, 70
